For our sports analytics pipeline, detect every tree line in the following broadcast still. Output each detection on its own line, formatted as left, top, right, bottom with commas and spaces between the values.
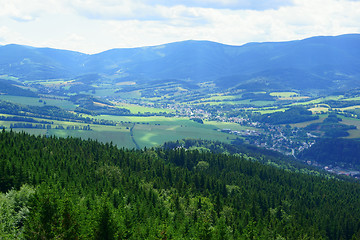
1, 130, 360, 239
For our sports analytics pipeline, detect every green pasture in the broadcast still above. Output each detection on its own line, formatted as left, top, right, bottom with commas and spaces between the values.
116, 90, 142, 99
0, 95, 76, 110
341, 96, 360, 101
12, 128, 48, 136
336, 105, 360, 112
132, 123, 236, 149
94, 115, 217, 128
341, 117, 360, 139
0, 96, 42, 106
290, 114, 326, 128
204, 121, 256, 131
0, 75, 18, 81
49, 127, 135, 149
202, 94, 239, 101
92, 88, 118, 97
3, 118, 135, 148
1, 113, 241, 149
256, 108, 287, 114
309, 107, 329, 114
291, 95, 343, 106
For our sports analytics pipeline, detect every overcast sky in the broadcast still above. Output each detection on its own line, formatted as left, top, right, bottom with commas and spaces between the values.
0, 0, 359, 53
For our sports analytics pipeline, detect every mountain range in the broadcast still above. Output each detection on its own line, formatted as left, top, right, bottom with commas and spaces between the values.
1, 34, 360, 92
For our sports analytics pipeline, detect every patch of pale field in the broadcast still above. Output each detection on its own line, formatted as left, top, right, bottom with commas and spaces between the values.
291, 95, 344, 106
116, 81, 136, 86
277, 96, 310, 101
335, 105, 360, 111
112, 102, 174, 114
346, 129, 360, 139
342, 96, 360, 101
290, 115, 326, 128
204, 121, 257, 131
309, 107, 329, 114
202, 95, 237, 101
257, 108, 287, 114
93, 102, 110, 107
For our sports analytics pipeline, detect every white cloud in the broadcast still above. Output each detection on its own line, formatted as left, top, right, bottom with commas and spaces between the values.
0, 0, 359, 53
139, 0, 294, 10
0, 26, 24, 45
0, 0, 67, 22
67, 0, 207, 23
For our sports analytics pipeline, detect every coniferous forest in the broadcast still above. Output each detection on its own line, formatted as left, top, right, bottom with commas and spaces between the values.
2, 129, 360, 239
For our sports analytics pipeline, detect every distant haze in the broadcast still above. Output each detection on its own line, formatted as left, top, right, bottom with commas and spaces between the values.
1, 34, 360, 92
0, 0, 360, 53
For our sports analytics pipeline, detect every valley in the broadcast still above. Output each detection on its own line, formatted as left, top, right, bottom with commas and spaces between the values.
2, 77, 360, 176
1, 34, 360, 176
2, 34, 360, 239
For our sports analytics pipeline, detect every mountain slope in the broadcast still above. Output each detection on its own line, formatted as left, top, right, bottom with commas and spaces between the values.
0, 44, 87, 80
2, 130, 360, 239
1, 34, 359, 91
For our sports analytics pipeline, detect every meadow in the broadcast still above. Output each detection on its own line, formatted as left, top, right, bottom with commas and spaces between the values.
1, 113, 245, 149
0, 95, 77, 110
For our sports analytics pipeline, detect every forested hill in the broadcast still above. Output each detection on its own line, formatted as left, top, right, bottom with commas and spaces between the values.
2, 130, 360, 239
1, 34, 360, 91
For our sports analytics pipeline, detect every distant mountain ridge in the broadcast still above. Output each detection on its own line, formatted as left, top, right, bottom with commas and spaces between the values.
1, 34, 360, 91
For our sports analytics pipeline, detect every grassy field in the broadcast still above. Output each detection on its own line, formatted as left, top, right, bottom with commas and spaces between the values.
0, 95, 77, 110
341, 117, 360, 139
133, 123, 236, 149
290, 114, 326, 128
291, 95, 343, 106
93, 88, 118, 97
116, 81, 136, 86
51, 127, 135, 149
256, 108, 287, 114
204, 121, 256, 131
342, 96, 360, 101
202, 94, 239, 101
93, 115, 217, 128
309, 106, 329, 114
335, 105, 360, 111
1, 113, 245, 148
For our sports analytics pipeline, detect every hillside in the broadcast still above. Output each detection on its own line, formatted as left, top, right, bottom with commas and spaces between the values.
2, 130, 360, 239
1, 34, 360, 91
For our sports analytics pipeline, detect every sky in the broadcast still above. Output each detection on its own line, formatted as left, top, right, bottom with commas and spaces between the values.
0, 0, 359, 54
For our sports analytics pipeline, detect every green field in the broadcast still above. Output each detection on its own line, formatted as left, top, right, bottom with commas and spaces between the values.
291, 95, 343, 106
0, 95, 77, 110
133, 123, 236, 148
290, 114, 326, 128
341, 117, 360, 139
204, 120, 255, 131
201, 94, 239, 101
257, 108, 287, 114
1, 113, 247, 149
